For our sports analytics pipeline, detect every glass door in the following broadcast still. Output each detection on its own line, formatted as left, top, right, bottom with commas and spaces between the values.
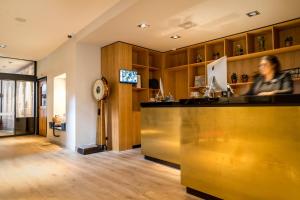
15, 81, 35, 135
0, 80, 15, 137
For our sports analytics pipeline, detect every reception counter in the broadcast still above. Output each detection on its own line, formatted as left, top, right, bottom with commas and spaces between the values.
141, 95, 300, 200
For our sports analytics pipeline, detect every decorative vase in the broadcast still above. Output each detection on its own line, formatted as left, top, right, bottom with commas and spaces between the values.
231, 73, 238, 84
241, 74, 249, 83
285, 36, 293, 47
257, 36, 265, 51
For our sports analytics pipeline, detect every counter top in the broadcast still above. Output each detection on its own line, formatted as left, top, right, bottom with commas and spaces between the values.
141, 94, 300, 107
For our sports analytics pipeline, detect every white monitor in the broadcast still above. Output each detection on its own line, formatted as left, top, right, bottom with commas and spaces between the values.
207, 56, 227, 91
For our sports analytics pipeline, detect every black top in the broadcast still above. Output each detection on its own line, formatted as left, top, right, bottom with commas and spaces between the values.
140, 94, 300, 107
246, 72, 293, 95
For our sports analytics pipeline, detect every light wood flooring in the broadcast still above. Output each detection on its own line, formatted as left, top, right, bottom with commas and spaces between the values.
0, 136, 200, 200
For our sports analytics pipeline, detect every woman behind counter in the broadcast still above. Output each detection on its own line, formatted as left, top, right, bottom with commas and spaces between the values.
246, 55, 294, 96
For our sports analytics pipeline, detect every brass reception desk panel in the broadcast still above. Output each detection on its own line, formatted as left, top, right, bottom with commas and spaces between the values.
181, 106, 300, 200
141, 107, 181, 165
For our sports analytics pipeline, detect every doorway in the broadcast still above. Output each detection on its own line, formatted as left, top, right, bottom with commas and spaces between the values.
38, 78, 47, 136
0, 80, 15, 137
0, 56, 37, 138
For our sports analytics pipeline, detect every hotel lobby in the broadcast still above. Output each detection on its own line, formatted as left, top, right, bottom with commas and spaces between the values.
0, 0, 300, 199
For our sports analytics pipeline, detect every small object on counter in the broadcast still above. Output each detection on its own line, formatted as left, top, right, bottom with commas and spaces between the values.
190, 91, 200, 98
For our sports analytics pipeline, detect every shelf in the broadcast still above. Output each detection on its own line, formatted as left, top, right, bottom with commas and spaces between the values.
189, 86, 206, 89
132, 64, 148, 69
189, 62, 206, 67
149, 66, 160, 71
293, 77, 300, 81
132, 87, 148, 91
167, 65, 188, 72
229, 82, 253, 86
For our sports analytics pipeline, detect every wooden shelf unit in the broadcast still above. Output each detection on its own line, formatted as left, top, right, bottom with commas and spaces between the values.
162, 18, 300, 98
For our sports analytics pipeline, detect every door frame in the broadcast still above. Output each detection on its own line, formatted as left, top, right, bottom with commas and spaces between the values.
0, 57, 37, 138
37, 77, 47, 137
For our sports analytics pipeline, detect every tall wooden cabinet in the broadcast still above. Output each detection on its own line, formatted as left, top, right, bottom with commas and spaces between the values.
101, 42, 163, 151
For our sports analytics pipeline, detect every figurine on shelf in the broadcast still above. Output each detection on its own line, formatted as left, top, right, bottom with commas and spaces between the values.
213, 52, 220, 60
235, 44, 244, 56
196, 49, 203, 63
241, 74, 249, 83
284, 36, 294, 47
231, 73, 238, 84
257, 36, 265, 51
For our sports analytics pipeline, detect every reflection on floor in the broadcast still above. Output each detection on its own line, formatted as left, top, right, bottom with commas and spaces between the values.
0, 136, 200, 200
0, 130, 14, 137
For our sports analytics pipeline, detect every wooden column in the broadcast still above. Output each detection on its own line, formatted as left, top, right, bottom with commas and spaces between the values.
101, 42, 133, 151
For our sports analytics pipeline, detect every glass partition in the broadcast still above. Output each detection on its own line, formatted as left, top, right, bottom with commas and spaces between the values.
0, 80, 15, 136
15, 81, 35, 134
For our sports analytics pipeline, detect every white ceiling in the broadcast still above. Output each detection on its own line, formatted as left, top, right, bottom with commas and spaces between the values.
1, 0, 300, 61
81, 0, 300, 52
0, 0, 120, 60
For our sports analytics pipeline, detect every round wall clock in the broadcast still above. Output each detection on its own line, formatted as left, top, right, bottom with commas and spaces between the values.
93, 77, 109, 101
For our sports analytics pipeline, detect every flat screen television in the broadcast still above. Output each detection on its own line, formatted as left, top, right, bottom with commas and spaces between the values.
119, 69, 138, 84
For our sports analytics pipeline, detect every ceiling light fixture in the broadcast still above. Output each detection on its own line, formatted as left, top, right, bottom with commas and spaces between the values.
0, 44, 7, 48
137, 23, 150, 29
246, 10, 260, 17
170, 35, 181, 39
15, 17, 27, 23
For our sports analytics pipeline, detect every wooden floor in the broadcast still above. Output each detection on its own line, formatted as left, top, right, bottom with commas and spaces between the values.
0, 136, 200, 200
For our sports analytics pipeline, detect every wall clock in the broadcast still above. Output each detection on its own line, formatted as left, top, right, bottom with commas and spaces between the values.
93, 77, 109, 101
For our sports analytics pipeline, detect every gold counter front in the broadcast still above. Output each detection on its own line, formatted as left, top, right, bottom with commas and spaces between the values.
141, 107, 181, 165
181, 106, 300, 200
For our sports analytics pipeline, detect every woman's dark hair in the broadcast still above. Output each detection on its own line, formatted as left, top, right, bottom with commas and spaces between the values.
261, 55, 281, 76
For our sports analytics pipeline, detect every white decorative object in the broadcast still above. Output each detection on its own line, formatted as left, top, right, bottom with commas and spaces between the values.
194, 75, 206, 87
136, 75, 141, 88
93, 77, 109, 101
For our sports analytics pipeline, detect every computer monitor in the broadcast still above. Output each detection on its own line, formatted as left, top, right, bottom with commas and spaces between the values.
206, 56, 227, 92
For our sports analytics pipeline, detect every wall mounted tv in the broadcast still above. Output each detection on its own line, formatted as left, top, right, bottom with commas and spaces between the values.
119, 69, 138, 84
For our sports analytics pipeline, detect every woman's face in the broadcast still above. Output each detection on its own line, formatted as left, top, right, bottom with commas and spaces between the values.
259, 59, 274, 76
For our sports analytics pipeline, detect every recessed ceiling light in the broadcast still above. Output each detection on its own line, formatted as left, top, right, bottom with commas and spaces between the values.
246, 10, 260, 17
137, 23, 150, 29
15, 17, 27, 23
170, 35, 181, 39
0, 44, 7, 48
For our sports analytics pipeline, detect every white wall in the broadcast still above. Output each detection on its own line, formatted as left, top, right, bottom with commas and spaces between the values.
37, 40, 100, 151
75, 43, 101, 147
37, 40, 77, 150
53, 74, 66, 117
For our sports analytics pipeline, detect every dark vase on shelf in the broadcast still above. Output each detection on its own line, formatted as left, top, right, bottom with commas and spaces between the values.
213, 52, 220, 60
257, 36, 265, 51
241, 74, 249, 83
231, 73, 238, 84
285, 36, 293, 47
235, 44, 244, 56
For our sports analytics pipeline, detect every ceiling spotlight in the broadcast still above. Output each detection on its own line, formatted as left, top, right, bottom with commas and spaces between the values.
137, 23, 150, 29
0, 44, 7, 48
170, 35, 181, 39
246, 10, 260, 17
15, 17, 27, 23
